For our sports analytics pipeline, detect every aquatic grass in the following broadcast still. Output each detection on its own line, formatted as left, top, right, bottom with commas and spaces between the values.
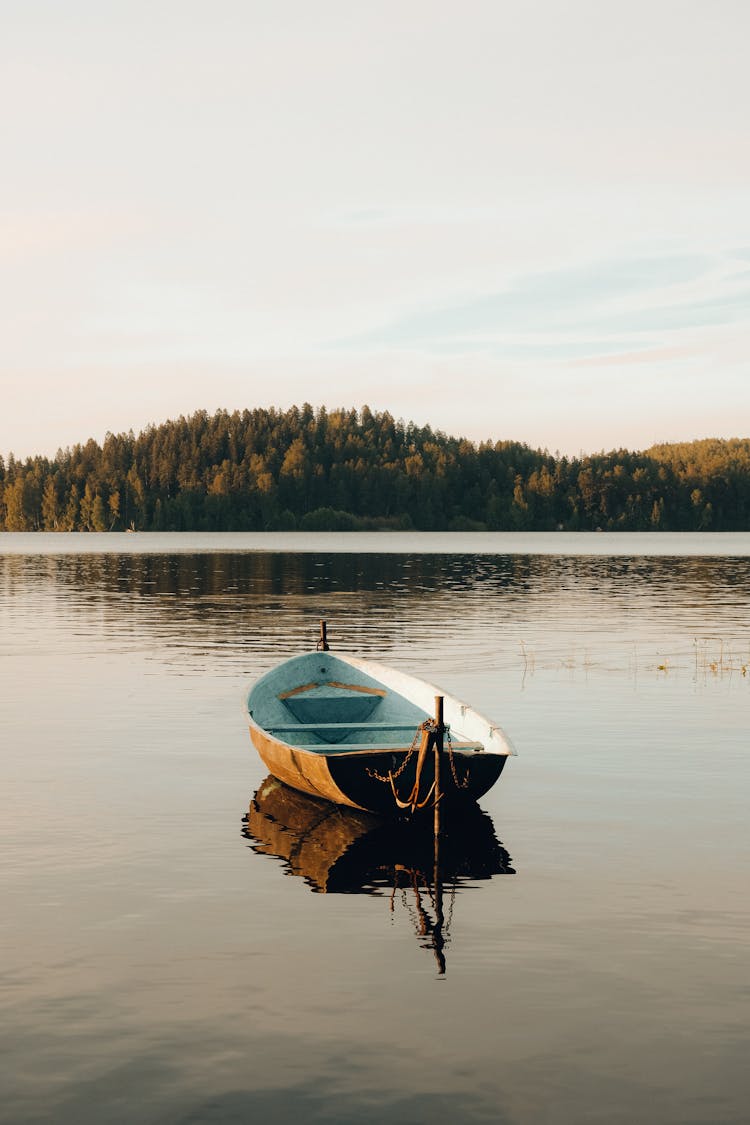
511, 635, 750, 684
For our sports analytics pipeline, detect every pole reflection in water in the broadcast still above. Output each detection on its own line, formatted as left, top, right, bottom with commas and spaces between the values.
242, 776, 515, 974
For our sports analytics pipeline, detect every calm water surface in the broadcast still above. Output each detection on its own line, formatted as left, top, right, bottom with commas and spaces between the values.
1, 534, 749, 1123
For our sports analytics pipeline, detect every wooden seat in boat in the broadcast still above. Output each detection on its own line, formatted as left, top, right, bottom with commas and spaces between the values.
279, 681, 385, 726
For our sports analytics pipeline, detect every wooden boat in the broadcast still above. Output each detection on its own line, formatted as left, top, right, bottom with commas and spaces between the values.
245, 625, 516, 815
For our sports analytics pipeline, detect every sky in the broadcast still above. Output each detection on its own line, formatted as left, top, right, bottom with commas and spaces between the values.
2, 0, 749, 459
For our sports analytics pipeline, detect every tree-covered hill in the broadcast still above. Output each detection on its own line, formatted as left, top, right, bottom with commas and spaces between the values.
1, 406, 749, 531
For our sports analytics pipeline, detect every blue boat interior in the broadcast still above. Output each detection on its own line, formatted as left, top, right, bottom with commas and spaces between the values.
247, 652, 432, 752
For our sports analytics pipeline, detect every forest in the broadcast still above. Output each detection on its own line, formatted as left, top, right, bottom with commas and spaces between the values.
1, 405, 749, 532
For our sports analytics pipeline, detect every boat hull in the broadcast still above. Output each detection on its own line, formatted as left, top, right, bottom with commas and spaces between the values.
249, 724, 507, 814
249, 724, 360, 808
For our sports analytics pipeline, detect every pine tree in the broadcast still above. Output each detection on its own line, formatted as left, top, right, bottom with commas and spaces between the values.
41, 477, 59, 530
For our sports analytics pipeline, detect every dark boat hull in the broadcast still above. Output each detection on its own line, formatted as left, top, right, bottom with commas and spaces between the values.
249, 725, 506, 814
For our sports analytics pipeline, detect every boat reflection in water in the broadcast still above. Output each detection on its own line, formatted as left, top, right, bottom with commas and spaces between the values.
242, 775, 516, 974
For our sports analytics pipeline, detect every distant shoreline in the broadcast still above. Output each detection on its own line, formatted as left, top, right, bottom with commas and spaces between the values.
3, 529, 750, 559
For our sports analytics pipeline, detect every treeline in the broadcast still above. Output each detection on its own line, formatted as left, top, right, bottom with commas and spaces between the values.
1, 405, 749, 531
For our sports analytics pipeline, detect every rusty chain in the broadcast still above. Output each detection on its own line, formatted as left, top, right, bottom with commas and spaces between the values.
365, 720, 429, 783
445, 726, 471, 790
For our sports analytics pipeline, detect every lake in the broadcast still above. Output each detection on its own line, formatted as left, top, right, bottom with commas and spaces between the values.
1, 533, 749, 1123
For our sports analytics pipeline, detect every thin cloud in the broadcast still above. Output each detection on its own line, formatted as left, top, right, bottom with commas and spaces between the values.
330, 250, 749, 361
